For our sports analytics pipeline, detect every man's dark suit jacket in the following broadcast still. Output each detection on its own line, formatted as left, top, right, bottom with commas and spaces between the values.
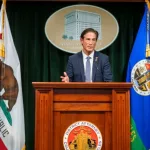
66, 51, 112, 82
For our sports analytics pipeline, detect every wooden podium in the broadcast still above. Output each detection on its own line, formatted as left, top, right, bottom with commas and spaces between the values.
32, 82, 132, 150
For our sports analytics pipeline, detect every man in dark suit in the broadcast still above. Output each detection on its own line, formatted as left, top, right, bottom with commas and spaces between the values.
61, 28, 112, 82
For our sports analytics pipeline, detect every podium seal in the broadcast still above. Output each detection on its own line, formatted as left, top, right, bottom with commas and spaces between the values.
63, 121, 102, 150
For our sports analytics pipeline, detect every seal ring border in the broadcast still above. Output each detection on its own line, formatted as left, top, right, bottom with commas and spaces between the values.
63, 120, 103, 150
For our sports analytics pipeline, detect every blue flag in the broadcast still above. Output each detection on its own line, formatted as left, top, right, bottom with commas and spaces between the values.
126, 4, 150, 150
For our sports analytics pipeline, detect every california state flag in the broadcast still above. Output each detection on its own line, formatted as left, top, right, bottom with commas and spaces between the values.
0, 1, 25, 150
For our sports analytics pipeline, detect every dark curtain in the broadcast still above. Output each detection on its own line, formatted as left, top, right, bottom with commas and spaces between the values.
4, 1, 144, 149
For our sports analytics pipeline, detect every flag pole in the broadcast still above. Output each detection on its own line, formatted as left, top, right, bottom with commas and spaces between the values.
2, 0, 6, 39
145, 0, 150, 57
0, 0, 6, 59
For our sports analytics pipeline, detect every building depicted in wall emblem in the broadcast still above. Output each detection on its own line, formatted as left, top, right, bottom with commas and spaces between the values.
63, 10, 101, 40
45, 4, 119, 53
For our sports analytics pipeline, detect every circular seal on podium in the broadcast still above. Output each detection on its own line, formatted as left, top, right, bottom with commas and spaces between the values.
63, 121, 103, 150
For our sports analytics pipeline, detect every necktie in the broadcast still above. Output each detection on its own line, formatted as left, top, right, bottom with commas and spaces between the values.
85, 56, 91, 82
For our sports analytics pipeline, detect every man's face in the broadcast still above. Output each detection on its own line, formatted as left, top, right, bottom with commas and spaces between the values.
80, 32, 97, 55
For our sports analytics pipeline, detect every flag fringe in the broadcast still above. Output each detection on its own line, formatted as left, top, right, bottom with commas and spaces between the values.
146, 44, 150, 57
21, 145, 26, 150
0, 0, 6, 59
145, 0, 150, 10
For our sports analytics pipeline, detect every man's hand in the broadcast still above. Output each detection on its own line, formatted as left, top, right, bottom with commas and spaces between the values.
60, 72, 69, 82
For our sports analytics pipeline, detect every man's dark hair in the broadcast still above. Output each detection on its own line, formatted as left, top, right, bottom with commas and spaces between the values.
80, 28, 99, 41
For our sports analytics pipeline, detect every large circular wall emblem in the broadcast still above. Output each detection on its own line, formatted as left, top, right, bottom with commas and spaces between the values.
63, 121, 103, 150
131, 59, 150, 96
45, 4, 119, 53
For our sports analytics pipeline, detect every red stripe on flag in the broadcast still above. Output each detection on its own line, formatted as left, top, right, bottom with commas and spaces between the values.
0, 138, 7, 150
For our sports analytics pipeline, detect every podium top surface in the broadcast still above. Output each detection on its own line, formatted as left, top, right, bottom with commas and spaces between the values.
32, 82, 132, 89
